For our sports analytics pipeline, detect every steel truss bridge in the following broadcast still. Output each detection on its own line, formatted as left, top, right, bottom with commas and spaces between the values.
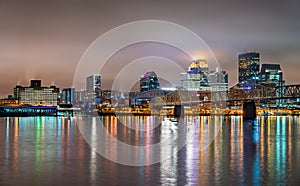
158, 84, 300, 107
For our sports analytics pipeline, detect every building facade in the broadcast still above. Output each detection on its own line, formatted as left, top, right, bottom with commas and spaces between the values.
140, 71, 160, 92
14, 80, 59, 106
208, 68, 229, 91
60, 88, 75, 105
138, 89, 166, 98
86, 74, 101, 99
238, 52, 260, 88
74, 90, 88, 103
260, 64, 284, 85
260, 64, 285, 106
180, 59, 209, 91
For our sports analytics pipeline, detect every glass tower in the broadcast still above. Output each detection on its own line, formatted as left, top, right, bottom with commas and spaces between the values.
260, 64, 285, 106
86, 74, 101, 99
260, 64, 283, 85
140, 71, 160, 92
180, 59, 209, 91
238, 52, 260, 88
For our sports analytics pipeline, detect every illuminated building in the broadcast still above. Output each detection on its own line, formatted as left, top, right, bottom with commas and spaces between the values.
238, 52, 260, 88
138, 89, 166, 98
14, 80, 59, 106
180, 59, 209, 91
74, 90, 86, 103
140, 71, 160, 92
260, 64, 285, 106
86, 74, 101, 100
60, 88, 75, 105
208, 68, 229, 91
99, 90, 121, 99
0, 98, 19, 105
86, 74, 101, 92
260, 64, 284, 85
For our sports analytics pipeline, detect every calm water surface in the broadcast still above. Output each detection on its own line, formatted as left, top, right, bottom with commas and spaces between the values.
0, 116, 300, 185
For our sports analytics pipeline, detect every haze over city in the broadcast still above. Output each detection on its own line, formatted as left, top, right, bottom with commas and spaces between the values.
0, 0, 299, 97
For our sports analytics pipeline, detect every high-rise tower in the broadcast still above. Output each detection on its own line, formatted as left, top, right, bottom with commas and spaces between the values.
180, 59, 209, 91
140, 71, 160, 92
238, 52, 260, 88
86, 74, 101, 98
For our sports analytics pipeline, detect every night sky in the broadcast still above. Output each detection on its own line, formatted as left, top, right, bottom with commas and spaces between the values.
0, 0, 299, 97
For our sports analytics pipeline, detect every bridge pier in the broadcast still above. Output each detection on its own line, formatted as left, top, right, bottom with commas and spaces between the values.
243, 101, 256, 120
174, 105, 184, 117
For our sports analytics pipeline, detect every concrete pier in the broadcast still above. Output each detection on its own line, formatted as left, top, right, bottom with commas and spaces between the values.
174, 105, 183, 117
243, 101, 256, 119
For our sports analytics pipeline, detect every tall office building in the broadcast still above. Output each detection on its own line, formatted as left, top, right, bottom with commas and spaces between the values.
86, 74, 101, 99
14, 80, 59, 106
180, 59, 209, 91
238, 52, 260, 88
260, 64, 284, 85
60, 88, 75, 105
260, 64, 285, 105
140, 71, 160, 92
208, 68, 229, 91
86, 74, 101, 92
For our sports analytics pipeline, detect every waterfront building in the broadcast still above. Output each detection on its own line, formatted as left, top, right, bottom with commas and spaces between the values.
86, 74, 101, 99
138, 89, 166, 98
14, 80, 59, 106
140, 71, 160, 92
260, 64, 284, 85
99, 90, 121, 99
0, 97, 19, 105
74, 90, 86, 103
180, 59, 209, 91
60, 88, 75, 105
74, 89, 111, 104
238, 52, 260, 88
260, 64, 285, 106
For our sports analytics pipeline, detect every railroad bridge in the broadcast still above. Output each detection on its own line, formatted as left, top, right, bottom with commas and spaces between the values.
158, 84, 300, 118
160, 84, 300, 105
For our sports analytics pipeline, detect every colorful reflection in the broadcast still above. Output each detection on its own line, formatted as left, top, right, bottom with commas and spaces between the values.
0, 116, 300, 185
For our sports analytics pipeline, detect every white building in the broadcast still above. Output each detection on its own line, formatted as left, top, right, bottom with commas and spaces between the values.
86, 74, 101, 99
86, 74, 101, 92
14, 80, 59, 106
208, 68, 228, 91
180, 59, 210, 91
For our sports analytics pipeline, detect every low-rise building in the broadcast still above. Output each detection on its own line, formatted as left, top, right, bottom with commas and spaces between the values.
14, 80, 59, 106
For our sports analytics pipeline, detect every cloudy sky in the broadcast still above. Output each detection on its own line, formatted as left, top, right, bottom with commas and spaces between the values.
0, 0, 299, 97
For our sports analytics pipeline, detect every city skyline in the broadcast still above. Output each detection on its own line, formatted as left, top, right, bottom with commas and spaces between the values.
1, 55, 286, 97
0, 0, 300, 97
0, 52, 295, 99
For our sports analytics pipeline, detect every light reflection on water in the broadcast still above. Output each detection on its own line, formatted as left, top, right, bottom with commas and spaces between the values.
0, 116, 300, 185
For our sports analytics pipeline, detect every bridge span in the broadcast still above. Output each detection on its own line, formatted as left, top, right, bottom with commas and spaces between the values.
159, 84, 300, 106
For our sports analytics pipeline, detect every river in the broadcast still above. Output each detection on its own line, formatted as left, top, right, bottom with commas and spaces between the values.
0, 116, 300, 185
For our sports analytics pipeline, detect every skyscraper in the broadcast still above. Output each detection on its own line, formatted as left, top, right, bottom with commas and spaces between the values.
260, 64, 284, 85
86, 74, 101, 98
60, 88, 75, 105
86, 74, 101, 92
180, 59, 209, 91
238, 52, 260, 88
140, 71, 160, 92
208, 68, 228, 91
260, 64, 285, 105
